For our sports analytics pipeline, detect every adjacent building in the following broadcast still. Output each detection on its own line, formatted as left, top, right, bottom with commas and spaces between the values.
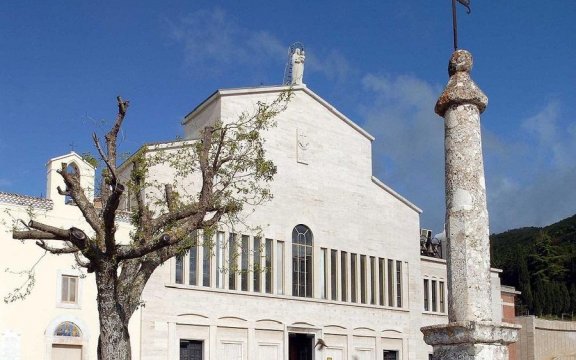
0, 153, 141, 360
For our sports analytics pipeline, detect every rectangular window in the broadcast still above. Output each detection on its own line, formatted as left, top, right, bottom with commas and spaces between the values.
423, 279, 430, 311
370, 256, 376, 305
331, 250, 338, 300
432, 280, 438, 312
61, 275, 78, 303
276, 241, 284, 294
175, 256, 184, 284
320, 248, 327, 299
228, 233, 237, 290
265, 238, 273, 294
387, 259, 394, 307
351, 253, 357, 303
253, 237, 261, 292
216, 232, 225, 288
360, 255, 367, 304
189, 245, 198, 286
202, 235, 211, 287
241, 235, 249, 291
341, 251, 348, 302
396, 261, 402, 308
378, 258, 385, 306
439, 281, 446, 313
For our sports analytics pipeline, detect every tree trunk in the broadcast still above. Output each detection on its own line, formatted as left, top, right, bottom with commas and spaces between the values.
96, 262, 132, 360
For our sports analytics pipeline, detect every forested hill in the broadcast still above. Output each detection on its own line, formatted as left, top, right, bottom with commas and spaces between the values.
490, 214, 576, 317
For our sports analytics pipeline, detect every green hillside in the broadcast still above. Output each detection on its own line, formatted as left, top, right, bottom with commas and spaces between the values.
490, 214, 576, 317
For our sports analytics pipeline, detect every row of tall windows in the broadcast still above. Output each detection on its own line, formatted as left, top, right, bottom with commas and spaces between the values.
423, 278, 446, 313
175, 225, 404, 309
319, 248, 404, 308
175, 231, 285, 295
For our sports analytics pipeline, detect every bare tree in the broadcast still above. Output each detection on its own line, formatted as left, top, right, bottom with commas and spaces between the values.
12, 92, 290, 360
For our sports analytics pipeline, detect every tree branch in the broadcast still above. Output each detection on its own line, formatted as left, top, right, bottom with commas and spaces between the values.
199, 127, 214, 206
28, 220, 70, 238
13, 221, 89, 250
74, 252, 92, 271
131, 157, 152, 240
58, 164, 104, 240
212, 127, 227, 170
116, 234, 175, 260
35, 240, 79, 254
92, 132, 117, 184
102, 182, 124, 254
165, 184, 176, 212
104, 96, 129, 177
150, 202, 203, 234
13, 230, 64, 240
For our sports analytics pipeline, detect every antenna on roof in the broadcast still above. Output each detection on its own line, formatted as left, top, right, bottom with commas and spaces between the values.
283, 42, 306, 85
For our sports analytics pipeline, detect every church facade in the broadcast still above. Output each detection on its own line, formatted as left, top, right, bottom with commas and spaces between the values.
1, 59, 505, 360
129, 83, 504, 360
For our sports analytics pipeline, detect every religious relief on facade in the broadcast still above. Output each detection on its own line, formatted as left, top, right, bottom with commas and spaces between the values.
296, 128, 310, 164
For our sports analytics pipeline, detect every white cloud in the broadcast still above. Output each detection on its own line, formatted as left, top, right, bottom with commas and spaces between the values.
166, 8, 286, 76
360, 73, 445, 231
166, 8, 355, 86
360, 74, 575, 233
306, 49, 355, 85
521, 101, 559, 144
486, 101, 576, 231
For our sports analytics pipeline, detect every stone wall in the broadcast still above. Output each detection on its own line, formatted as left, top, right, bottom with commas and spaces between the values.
516, 316, 576, 360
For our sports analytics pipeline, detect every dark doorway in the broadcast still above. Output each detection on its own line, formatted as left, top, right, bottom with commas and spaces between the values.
180, 340, 203, 360
383, 350, 399, 360
289, 333, 314, 360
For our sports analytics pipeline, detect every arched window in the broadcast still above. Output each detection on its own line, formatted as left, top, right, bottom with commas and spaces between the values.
64, 163, 80, 205
292, 224, 313, 297
54, 321, 82, 337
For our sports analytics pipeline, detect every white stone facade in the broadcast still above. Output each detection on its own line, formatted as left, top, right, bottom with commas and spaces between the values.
135, 85, 503, 360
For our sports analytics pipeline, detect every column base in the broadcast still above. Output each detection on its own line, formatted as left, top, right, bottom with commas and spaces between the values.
421, 321, 519, 360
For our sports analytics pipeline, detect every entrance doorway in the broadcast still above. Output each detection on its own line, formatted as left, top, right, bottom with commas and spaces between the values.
289, 333, 314, 360
180, 340, 203, 360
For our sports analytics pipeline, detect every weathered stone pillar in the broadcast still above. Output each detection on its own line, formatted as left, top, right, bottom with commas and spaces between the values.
421, 50, 519, 359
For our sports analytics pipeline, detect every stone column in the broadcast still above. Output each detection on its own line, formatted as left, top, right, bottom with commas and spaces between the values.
421, 50, 519, 359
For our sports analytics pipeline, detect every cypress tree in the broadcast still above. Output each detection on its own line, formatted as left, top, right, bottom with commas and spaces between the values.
570, 284, 576, 314
560, 283, 570, 314
518, 258, 533, 312
533, 277, 546, 316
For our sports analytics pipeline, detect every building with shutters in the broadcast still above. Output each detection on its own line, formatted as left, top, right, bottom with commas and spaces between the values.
0, 152, 141, 360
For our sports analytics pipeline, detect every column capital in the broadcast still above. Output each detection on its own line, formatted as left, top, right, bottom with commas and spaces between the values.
435, 50, 488, 117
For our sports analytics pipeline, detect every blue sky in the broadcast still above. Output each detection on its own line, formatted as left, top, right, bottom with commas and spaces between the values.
1, 1, 574, 233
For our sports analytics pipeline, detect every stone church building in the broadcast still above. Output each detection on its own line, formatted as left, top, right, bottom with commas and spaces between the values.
0, 50, 505, 360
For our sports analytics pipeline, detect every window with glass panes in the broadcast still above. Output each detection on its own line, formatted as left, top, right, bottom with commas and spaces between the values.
292, 225, 313, 297
61, 275, 78, 304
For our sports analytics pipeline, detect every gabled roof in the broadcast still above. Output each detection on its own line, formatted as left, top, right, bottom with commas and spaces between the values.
182, 85, 375, 141
46, 151, 96, 169
371, 176, 422, 214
